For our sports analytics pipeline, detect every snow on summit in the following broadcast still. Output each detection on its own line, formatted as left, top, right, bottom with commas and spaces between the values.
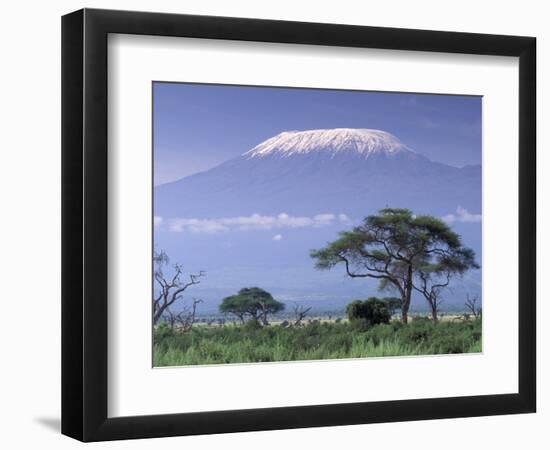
244, 128, 414, 159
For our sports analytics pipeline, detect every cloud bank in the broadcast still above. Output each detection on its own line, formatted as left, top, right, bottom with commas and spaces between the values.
442, 206, 481, 224
169, 212, 350, 234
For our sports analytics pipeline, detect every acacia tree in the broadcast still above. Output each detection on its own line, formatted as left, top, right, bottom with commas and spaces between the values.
246, 288, 285, 326
310, 208, 478, 324
153, 250, 205, 325
218, 294, 248, 324
219, 287, 285, 325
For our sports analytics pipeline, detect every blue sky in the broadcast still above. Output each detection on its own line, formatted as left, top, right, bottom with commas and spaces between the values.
153, 82, 482, 185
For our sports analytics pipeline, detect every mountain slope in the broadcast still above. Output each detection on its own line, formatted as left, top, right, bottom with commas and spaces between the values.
155, 128, 481, 218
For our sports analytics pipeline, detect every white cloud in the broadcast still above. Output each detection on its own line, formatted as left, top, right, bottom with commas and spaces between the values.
168, 212, 350, 234
272, 234, 283, 241
153, 216, 163, 228
442, 206, 482, 224
313, 213, 335, 226
169, 218, 227, 234
338, 213, 351, 223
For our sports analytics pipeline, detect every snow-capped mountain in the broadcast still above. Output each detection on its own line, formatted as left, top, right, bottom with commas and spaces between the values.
155, 128, 480, 219
244, 128, 413, 159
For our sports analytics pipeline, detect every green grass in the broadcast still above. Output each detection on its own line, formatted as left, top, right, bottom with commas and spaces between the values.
153, 317, 482, 367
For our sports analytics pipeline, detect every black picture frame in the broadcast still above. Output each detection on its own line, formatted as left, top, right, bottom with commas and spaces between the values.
62, 8, 536, 442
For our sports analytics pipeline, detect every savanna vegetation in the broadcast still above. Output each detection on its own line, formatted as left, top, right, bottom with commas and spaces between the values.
154, 316, 482, 366
153, 208, 482, 366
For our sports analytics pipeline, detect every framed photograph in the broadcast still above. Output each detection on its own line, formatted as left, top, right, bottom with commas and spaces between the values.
62, 8, 536, 442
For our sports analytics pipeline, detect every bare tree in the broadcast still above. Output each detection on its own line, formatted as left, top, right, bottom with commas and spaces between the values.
153, 250, 205, 325
465, 294, 482, 319
163, 298, 203, 332
164, 307, 178, 330
413, 268, 451, 322
292, 303, 312, 327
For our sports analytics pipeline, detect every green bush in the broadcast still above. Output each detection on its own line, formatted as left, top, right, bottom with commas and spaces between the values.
433, 334, 469, 354
241, 319, 263, 332
349, 318, 372, 332
399, 317, 434, 344
346, 298, 391, 325
365, 323, 396, 345
154, 322, 174, 342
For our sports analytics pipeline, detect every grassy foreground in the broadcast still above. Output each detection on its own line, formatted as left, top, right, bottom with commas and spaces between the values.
153, 317, 482, 366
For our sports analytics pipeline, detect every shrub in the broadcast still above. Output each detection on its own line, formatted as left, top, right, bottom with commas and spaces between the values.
398, 317, 434, 344
346, 298, 391, 325
433, 334, 469, 354
242, 319, 263, 332
154, 322, 174, 342
365, 323, 396, 345
349, 318, 372, 332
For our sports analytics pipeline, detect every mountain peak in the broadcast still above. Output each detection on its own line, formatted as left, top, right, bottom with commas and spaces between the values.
244, 128, 414, 159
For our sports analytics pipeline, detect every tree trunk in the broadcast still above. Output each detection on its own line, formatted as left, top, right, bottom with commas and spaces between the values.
401, 265, 413, 324
258, 304, 269, 326
153, 305, 166, 325
431, 305, 438, 322
401, 305, 408, 324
